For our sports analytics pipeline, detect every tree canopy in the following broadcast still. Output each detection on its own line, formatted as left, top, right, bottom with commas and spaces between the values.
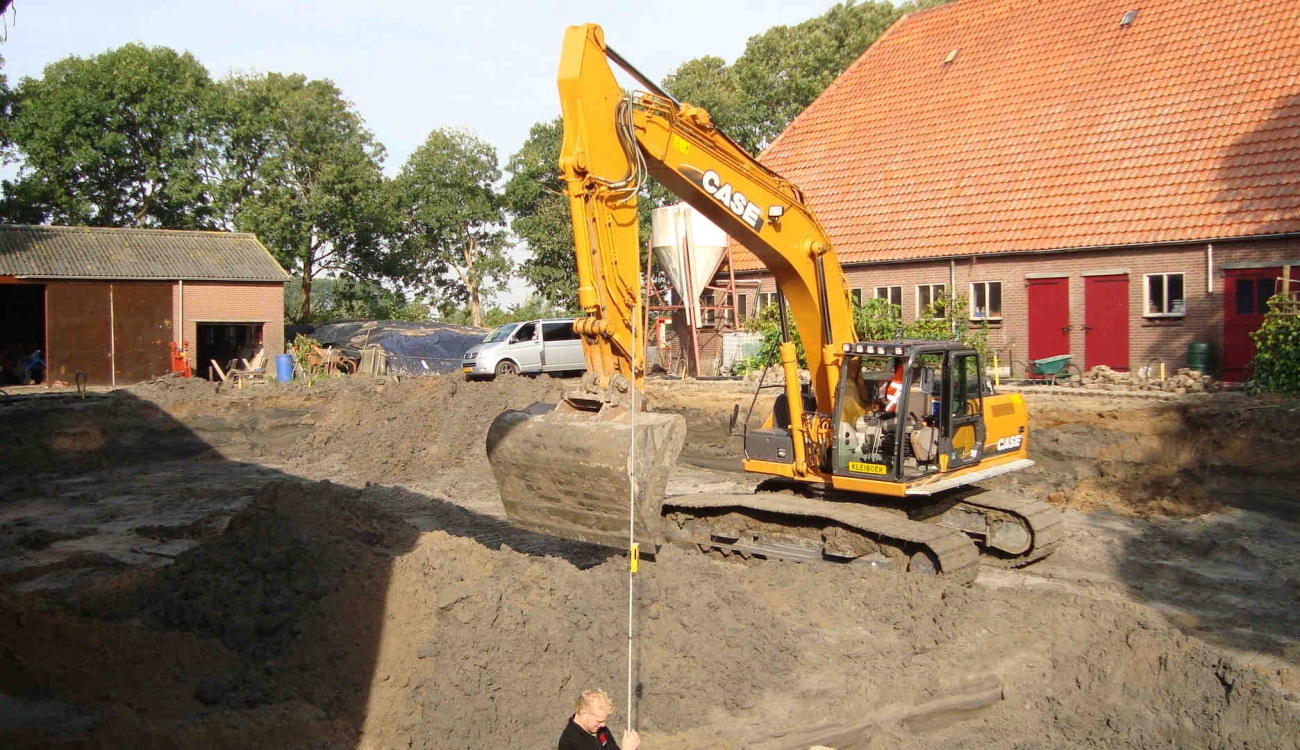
391, 127, 511, 329
3, 44, 218, 227
664, 0, 947, 152
217, 72, 390, 322
503, 118, 575, 307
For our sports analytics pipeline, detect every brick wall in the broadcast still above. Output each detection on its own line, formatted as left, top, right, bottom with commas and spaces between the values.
171, 282, 285, 364
721, 236, 1299, 377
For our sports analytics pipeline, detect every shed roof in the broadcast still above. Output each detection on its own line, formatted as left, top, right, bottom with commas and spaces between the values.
730, 0, 1300, 272
0, 225, 290, 282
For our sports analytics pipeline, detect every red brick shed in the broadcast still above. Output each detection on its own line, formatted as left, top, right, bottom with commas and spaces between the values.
0, 225, 289, 385
712, 0, 1299, 380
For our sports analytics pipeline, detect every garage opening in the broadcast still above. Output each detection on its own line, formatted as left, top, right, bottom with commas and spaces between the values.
196, 322, 264, 380
1, 284, 46, 384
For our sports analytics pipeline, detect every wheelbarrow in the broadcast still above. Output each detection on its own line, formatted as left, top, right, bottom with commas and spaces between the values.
1025, 354, 1082, 385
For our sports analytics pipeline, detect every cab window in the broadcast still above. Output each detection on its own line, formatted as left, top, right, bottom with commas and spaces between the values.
950, 353, 982, 417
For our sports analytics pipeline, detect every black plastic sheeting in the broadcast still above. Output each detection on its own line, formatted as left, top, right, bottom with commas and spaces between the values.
304, 320, 488, 376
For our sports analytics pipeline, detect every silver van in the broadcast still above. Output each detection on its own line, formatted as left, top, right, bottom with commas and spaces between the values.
461, 318, 587, 379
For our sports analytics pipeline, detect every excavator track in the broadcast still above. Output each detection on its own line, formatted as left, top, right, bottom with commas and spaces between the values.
663, 492, 982, 585
916, 489, 1066, 568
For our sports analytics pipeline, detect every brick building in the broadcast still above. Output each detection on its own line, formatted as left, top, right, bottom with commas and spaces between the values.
703, 0, 1299, 380
0, 225, 288, 385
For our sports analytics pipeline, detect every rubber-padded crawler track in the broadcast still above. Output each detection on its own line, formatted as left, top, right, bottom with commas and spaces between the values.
665, 492, 982, 584
953, 490, 1066, 568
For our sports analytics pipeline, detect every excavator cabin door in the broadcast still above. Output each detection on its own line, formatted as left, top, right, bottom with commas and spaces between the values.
942, 351, 986, 471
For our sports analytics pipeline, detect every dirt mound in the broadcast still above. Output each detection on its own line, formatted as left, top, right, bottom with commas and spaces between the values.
37, 476, 1283, 749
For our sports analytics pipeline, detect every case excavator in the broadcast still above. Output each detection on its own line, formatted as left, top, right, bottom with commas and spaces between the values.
485, 24, 1063, 581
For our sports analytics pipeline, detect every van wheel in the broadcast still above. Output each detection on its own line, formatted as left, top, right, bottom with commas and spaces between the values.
495, 360, 520, 378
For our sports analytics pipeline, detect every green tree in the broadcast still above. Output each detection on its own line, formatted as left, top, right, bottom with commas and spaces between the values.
216, 72, 390, 322
663, 0, 950, 152
283, 276, 429, 324
503, 118, 576, 305
391, 127, 511, 329
1249, 297, 1300, 394
2, 44, 218, 227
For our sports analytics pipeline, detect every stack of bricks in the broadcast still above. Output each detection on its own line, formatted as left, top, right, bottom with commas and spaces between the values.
1079, 365, 1240, 393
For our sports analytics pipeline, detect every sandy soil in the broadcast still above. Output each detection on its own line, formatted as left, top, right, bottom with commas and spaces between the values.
1, 375, 1298, 748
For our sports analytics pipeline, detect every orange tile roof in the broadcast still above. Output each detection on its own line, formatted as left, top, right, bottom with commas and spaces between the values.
729, 0, 1300, 272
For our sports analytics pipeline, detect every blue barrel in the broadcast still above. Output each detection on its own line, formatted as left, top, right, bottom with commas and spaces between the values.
275, 353, 294, 382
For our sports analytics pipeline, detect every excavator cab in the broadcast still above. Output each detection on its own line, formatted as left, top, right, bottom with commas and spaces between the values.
830, 342, 987, 482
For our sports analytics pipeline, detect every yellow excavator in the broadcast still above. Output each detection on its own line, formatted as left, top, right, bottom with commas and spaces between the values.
486, 24, 1062, 581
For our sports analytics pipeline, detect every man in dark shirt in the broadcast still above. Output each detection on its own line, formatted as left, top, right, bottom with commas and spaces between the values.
557, 688, 640, 750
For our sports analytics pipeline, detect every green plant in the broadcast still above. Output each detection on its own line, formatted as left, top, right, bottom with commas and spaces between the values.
1249, 296, 1300, 394
291, 333, 320, 381
737, 303, 807, 374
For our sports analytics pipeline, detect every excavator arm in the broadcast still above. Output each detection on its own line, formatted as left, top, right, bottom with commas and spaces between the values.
558, 23, 857, 416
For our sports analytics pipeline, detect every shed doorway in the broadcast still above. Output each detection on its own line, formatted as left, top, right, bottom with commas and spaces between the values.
196, 322, 264, 380
1, 283, 46, 384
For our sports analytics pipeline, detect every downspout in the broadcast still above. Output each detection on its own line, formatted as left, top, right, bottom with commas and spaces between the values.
1206, 243, 1213, 294
177, 279, 185, 344
109, 284, 116, 387
950, 260, 958, 337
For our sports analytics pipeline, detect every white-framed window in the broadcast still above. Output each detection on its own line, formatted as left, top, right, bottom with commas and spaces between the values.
850, 287, 864, 306
759, 291, 777, 310
1144, 273, 1185, 317
874, 285, 902, 308
917, 283, 947, 319
969, 281, 1002, 321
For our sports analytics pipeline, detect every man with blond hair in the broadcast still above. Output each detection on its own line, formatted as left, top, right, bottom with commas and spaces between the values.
557, 688, 640, 750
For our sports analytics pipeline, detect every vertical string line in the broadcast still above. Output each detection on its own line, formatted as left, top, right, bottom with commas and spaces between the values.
626, 292, 637, 732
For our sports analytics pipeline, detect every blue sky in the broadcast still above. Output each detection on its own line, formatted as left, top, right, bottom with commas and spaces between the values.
1, 0, 840, 173
1, 0, 845, 306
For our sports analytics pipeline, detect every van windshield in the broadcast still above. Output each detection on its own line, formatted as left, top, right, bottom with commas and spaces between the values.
483, 324, 518, 343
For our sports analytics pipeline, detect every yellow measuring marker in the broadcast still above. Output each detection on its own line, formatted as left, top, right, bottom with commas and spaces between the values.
629, 543, 639, 573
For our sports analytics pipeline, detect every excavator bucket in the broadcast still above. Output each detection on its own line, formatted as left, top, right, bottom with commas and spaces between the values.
486, 404, 687, 550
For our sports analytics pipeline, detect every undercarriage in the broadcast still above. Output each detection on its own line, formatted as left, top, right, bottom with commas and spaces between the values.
662, 483, 1064, 582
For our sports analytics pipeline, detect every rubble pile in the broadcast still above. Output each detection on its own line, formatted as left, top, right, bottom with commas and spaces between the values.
1077, 365, 1240, 393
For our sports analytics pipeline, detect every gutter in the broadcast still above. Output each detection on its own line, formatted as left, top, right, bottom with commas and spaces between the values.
726, 231, 1300, 276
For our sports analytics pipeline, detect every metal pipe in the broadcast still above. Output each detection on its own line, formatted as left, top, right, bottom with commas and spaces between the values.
814, 256, 833, 348
1207, 243, 1213, 294
950, 260, 958, 337
776, 286, 790, 343
109, 284, 116, 387
177, 279, 184, 345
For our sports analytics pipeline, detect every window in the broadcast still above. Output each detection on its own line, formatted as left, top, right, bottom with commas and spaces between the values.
917, 284, 947, 319
701, 292, 716, 326
513, 322, 537, 342
969, 281, 1002, 320
850, 288, 864, 306
542, 321, 580, 342
759, 291, 777, 310
1145, 273, 1185, 317
1235, 278, 1275, 315
737, 294, 748, 321
874, 286, 902, 308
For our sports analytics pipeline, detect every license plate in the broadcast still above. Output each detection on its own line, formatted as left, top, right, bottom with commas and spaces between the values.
848, 461, 888, 476
462, 367, 472, 373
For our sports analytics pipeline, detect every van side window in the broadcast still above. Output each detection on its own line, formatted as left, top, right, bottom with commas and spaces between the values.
542, 321, 580, 342
513, 322, 536, 342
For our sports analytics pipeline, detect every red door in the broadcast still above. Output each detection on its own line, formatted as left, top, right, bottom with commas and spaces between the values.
1084, 275, 1129, 371
1027, 277, 1070, 364
1223, 267, 1280, 381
